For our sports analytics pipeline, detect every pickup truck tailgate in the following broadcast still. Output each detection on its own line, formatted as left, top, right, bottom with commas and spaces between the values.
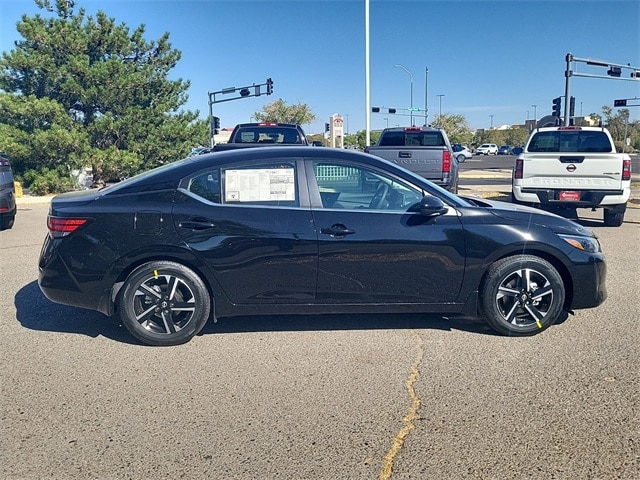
520, 153, 625, 190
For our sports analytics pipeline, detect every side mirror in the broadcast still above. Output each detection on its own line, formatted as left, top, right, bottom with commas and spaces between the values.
511, 147, 523, 155
419, 195, 448, 217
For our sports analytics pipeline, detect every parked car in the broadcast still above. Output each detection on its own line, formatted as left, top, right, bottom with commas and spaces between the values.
498, 145, 513, 155
476, 143, 499, 155
0, 154, 16, 230
452, 144, 473, 162
39, 147, 607, 346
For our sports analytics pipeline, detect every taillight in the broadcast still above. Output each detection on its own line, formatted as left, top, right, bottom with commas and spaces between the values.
442, 151, 451, 173
47, 216, 89, 237
514, 159, 524, 179
622, 156, 631, 181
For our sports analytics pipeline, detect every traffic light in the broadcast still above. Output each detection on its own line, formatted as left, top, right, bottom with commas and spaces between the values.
388, 108, 396, 114
266, 78, 273, 95
569, 96, 575, 117
631, 71, 639, 78
239, 88, 250, 97
614, 99, 627, 107
211, 116, 221, 135
607, 66, 622, 77
552, 97, 562, 117
325, 123, 330, 132
372, 107, 380, 113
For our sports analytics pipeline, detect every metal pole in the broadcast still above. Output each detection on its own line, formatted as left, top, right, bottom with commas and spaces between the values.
365, 0, 370, 146
425, 66, 429, 124
394, 64, 414, 125
564, 53, 572, 126
531, 104, 537, 121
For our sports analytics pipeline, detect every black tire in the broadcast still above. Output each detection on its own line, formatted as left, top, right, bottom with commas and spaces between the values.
479, 255, 565, 336
118, 261, 211, 346
456, 154, 466, 163
603, 207, 625, 227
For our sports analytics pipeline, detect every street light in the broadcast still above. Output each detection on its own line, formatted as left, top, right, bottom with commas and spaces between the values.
394, 64, 414, 125
437, 94, 445, 117
531, 104, 537, 121
489, 114, 494, 129
425, 66, 429, 123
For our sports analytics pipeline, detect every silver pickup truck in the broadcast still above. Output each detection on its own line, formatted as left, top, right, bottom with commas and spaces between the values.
512, 126, 632, 226
365, 126, 458, 193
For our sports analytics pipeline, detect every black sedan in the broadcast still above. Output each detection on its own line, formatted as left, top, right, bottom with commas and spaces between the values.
39, 147, 607, 346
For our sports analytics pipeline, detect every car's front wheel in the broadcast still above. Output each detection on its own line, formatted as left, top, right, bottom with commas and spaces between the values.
118, 261, 211, 346
479, 255, 565, 336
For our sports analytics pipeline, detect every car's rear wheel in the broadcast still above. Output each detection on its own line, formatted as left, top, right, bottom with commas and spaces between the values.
457, 154, 466, 163
118, 261, 211, 346
603, 206, 625, 227
479, 255, 565, 336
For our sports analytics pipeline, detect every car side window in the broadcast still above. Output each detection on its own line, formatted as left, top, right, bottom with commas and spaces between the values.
312, 161, 422, 211
222, 162, 298, 207
188, 170, 221, 203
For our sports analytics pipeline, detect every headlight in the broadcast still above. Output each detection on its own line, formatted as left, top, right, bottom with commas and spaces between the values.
559, 234, 601, 253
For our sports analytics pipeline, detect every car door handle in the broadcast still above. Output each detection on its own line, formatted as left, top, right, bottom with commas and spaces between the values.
321, 224, 355, 238
179, 219, 216, 230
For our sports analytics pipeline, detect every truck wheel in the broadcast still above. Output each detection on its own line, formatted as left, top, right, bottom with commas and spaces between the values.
479, 255, 565, 336
603, 207, 625, 227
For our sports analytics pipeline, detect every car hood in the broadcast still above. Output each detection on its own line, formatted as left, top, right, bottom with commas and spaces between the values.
459, 196, 595, 237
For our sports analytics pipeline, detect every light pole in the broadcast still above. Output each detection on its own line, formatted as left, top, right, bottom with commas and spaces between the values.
437, 94, 445, 117
384, 117, 389, 128
425, 66, 429, 124
394, 64, 414, 125
489, 115, 494, 129
531, 104, 537, 121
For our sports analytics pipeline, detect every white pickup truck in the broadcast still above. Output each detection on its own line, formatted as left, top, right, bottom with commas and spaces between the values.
512, 126, 632, 226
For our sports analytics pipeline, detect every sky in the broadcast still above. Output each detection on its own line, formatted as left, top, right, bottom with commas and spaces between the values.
1, 0, 639, 135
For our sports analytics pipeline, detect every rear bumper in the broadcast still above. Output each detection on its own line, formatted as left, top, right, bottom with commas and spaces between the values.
512, 186, 630, 207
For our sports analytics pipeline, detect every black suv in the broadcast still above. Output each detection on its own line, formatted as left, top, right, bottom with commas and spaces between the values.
0, 155, 16, 230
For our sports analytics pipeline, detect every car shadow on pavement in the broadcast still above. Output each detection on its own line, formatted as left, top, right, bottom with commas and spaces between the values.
15, 281, 499, 344
15, 281, 139, 345
199, 313, 498, 337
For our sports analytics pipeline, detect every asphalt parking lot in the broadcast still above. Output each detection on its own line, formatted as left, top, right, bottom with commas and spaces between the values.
1, 186, 638, 479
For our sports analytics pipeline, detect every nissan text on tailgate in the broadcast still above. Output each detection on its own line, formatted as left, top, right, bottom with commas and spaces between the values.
512, 126, 631, 226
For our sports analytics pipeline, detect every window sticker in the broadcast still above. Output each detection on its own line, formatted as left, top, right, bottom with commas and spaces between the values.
225, 167, 295, 202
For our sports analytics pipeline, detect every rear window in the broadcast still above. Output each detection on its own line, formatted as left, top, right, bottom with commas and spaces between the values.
528, 131, 613, 153
379, 131, 446, 147
234, 127, 302, 144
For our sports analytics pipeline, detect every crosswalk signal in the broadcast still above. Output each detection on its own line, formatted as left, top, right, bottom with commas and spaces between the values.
552, 97, 562, 117
266, 78, 273, 95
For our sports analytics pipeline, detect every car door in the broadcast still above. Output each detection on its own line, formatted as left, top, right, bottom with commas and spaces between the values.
172, 158, 318, 304
306, 158, 466, 304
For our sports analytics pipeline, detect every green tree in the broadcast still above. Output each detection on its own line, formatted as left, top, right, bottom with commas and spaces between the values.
431, 113, 471, 143
0, 0, 208, 190
253, 99, 316, 125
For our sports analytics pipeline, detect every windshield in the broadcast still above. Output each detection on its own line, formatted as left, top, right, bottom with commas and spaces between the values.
528, 131, 613, 153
